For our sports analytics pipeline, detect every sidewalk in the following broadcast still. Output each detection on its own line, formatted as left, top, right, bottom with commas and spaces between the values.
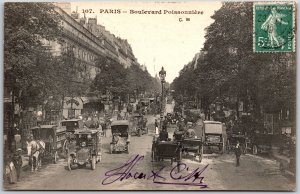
271, 147, 295, 177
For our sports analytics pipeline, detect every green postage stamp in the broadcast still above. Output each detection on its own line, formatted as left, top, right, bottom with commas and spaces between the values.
253, 2, 295, 52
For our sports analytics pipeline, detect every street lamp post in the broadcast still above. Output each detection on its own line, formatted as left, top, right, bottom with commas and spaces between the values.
159, 67, 166, 129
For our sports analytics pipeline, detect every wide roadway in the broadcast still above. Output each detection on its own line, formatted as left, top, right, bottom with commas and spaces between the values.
4, 115, 295, 191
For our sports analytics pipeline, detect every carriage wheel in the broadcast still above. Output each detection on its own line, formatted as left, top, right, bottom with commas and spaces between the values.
53, 151, 58, 164
91, 156, 96, 170
67, 156, 72, 171
151, 150, 157, 162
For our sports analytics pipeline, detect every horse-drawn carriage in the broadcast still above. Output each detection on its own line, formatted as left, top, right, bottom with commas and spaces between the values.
66, 129, 102, 170
29, 125, 67, 164
173, 124, 203, 163
151, 136, 182, 166
130, 113, 148, 136
110, 120, 130, 154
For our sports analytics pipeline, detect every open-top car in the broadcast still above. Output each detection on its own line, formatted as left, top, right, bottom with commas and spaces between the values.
66, 129, 102, 170
110, 120, 130, 154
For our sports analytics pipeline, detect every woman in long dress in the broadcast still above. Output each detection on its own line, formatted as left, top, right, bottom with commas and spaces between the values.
261, 7, 288, 48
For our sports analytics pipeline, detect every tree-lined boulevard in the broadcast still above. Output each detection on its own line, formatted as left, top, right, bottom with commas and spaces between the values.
3, 2, 296, 191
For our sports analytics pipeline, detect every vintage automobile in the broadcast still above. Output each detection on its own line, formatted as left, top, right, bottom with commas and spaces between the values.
151, 136, 182, 166
60, 119, 85, 139
110, 120, 130, 154
173, 125, 203, 163
67, 129, 102, 170
129, 114, 147, 136
202, 121, 226, 154
30, 125, 67, 163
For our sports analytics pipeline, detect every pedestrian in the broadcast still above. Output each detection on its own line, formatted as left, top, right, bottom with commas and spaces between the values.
12, 148, 23, 182
154, 119, 159, 135
102, 122, 107, 137
235, 142, 242, 167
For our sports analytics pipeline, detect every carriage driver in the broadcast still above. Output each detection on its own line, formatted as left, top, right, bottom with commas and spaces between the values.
159, 128, 169, 141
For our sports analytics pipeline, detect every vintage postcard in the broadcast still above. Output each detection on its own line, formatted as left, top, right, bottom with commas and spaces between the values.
3, 1, 296, 191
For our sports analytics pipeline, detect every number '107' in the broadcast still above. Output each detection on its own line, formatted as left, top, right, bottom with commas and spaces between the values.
82, 9, 93, 13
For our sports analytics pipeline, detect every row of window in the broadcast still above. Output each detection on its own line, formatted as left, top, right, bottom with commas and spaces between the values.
62, 42, 96, 63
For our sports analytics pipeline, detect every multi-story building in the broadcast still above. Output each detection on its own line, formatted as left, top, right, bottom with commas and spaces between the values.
50, 3, 141, 118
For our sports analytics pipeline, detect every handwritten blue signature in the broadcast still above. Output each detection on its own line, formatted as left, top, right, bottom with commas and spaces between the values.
102, 154, 208, 188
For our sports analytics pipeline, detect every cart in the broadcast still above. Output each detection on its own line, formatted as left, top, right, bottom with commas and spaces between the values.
30, 125, 67, 163
151, 137, 182, 166
173, 130, 203, 162
182, 138, 203, 162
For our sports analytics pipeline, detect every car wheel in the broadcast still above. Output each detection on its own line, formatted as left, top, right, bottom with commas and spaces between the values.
67, 156, 72, 171
253, 145, 258, 155
91, 156, 96, 170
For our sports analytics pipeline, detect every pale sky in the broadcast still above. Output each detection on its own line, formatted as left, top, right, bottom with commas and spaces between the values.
71, 2, 222, 83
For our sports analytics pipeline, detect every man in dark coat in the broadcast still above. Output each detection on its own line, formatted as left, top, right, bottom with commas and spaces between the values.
235, 142, 242, 167
159, 128, 168, 141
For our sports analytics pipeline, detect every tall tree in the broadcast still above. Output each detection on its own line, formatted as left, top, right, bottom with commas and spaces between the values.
4, 3, 64, 108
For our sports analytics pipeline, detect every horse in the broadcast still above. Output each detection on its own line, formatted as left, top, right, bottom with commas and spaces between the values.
26, 140, 45, 172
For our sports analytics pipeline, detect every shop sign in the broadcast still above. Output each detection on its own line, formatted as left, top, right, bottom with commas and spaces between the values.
64, 97, 83, 109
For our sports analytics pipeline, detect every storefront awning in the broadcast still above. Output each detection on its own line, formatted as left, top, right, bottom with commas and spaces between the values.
81, 97, 100, 104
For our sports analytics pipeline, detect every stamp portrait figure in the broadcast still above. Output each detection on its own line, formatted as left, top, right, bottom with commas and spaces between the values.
261, 7, 288, 48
